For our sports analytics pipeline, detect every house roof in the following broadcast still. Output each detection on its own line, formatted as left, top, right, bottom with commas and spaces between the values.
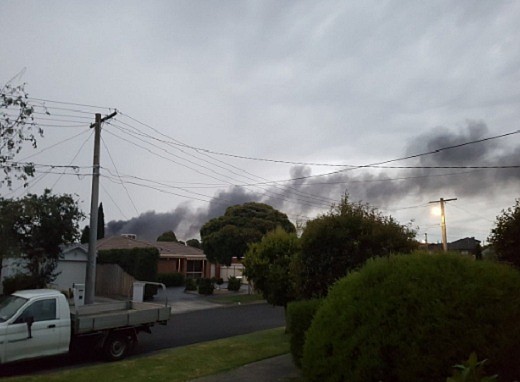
96, 235, 158, 251
60, 243, 88, 254
95, 235, 207, 259
448, 237, 481, 251
153, 241, 206, 259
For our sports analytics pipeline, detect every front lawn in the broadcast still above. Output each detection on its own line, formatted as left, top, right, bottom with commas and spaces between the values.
6, 328, 289, 382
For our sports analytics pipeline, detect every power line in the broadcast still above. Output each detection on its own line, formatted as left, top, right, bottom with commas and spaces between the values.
105, 126, 332, 210
101, 183, 128, 220
101, 137, 139, 215
116, 111, 519, 184
18, 129, 91, 161
27, 96, 114, 110
119, 111, 520, 169
112, 117, 337, 205
51, 130, 93, 189
450, 204, 495, 224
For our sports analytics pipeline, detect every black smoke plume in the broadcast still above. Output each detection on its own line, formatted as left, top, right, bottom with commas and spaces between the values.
106, 121, 519, 241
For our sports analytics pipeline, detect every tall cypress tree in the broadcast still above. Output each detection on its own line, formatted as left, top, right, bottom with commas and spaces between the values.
97, 203, 105, 239
80, 226, 90, 244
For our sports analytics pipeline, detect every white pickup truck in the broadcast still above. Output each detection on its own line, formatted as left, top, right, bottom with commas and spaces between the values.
0, 289, 170, 364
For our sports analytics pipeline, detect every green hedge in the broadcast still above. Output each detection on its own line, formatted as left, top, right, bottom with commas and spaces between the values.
185, 278, 197, 291
227, 276, 241, 291
98, 247, 159, 299
303, 253, 520, 382
157, 272, 185, 287
198, 278, 215, 295
286, 299, 322, 368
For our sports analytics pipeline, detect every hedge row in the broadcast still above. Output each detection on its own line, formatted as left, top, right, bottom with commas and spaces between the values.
301, 254, 520, 382
286, 299, 322, 368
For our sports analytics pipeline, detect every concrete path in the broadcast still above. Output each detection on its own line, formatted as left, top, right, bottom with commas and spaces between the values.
189, 354, 300, 382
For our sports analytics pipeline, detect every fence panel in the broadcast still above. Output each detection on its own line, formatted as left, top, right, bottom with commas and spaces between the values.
96, 263, 135, 297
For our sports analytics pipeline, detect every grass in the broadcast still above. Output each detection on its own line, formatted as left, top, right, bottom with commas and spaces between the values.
209, 293, 265, 305
6, 328, 289, 382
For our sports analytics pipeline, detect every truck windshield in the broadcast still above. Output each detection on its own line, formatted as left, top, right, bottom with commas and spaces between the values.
0, 295, 28, 322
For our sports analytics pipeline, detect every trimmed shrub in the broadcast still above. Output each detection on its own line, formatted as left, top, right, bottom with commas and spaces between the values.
286, 299, 322, 368
185, 278, 197, 291
227, 276, 241, 291
198, 278, 215, 295
157, 272, 185, 287
302, 253, 520, 382
2, 273, 41, 295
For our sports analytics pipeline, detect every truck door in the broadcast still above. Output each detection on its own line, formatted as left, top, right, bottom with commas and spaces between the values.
4, 297, 66, 363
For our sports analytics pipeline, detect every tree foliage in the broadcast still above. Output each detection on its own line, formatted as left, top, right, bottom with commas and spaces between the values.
97, 202, 105, 239
243, 227, 300, 307
80, 225, 90, 244
489, 199, 520, 267
298, 194, 417, 298
157, 230, 178, 242
80, 203, 105, 244
200, 202, 296, 265
0, 189, 84, 286
186, 238, 201, 249
1, 83, 44, 188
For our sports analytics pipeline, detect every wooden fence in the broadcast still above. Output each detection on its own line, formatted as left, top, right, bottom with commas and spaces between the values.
96, 263, 135, 298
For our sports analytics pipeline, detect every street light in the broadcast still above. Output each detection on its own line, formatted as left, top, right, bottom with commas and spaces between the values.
429, 197, 457, 252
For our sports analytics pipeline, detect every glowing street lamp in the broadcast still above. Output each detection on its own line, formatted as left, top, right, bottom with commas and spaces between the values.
429, 197, 457, 252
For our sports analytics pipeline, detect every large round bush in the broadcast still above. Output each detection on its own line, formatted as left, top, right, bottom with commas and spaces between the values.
302, 254, 520, 382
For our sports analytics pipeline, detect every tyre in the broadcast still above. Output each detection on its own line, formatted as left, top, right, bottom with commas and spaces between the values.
103, 334, 129, 361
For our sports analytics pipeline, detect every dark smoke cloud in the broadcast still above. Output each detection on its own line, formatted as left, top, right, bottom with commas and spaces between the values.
106, 121, 520, 241
106, 187, 259, 241
291, 120, 520, 207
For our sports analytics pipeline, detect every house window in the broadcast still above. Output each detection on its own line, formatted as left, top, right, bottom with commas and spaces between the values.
186, 260, 203, 279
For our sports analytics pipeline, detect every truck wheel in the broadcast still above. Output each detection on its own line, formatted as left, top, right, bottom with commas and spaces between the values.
103, 334, 129, 361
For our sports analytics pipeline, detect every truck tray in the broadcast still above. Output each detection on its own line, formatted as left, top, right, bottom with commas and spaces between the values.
71, 301, 170, 334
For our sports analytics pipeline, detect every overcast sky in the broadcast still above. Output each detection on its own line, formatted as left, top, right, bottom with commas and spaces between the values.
1, 1, 519, 245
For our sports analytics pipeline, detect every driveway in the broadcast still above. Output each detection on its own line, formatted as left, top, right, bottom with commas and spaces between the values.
154, 284, 250, 314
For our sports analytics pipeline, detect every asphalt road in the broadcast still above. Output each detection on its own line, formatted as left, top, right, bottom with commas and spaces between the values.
0, 303, 285, 378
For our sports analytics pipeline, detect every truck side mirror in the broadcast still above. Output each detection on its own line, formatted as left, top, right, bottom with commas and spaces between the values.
25, 316, 34, 339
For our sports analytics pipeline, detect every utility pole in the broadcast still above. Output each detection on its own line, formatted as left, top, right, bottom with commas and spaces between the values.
85, 111, 117, 305
429, 197, 457, 252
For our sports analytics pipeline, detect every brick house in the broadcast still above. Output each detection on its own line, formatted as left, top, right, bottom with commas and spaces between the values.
96, 235, 214, 279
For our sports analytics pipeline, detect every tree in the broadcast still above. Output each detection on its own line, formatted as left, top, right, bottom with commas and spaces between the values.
80, 226, 90, 244
157, 230, 178, 242
488, 199, 520, 267
0, 197, 22, 278
80, 203, 105, 243
200, 202, 296, 266
243, 227, 300, 308
1, 83, 44, 188
186, 238, 202, 249
297, 194, 417, 298
0, 189, 84, 287
97, 202, 105, 239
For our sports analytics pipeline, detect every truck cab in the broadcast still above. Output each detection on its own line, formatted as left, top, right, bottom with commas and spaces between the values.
0, 289, 71, 364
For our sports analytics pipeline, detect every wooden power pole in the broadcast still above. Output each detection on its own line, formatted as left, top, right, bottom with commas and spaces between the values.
85, 111, 117, 305
429, 197, 457, 252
